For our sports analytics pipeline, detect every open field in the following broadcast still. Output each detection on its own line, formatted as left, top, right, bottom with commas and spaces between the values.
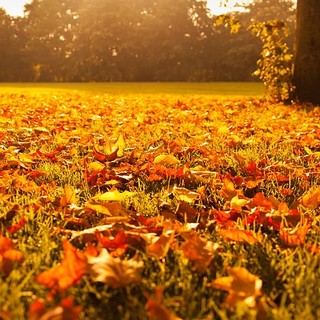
0, 82, 264, 97
1, 83, 320, 319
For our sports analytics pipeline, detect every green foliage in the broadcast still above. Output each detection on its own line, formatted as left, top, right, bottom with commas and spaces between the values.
249, 19, 295, 102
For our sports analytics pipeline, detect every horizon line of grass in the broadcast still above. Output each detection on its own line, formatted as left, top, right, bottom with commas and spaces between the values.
0, 81, 265, 97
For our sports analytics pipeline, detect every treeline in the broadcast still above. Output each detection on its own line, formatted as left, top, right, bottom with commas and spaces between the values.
0, 0, 296, 82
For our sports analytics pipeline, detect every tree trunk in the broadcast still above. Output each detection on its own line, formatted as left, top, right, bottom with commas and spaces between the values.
293, 0, 320, 104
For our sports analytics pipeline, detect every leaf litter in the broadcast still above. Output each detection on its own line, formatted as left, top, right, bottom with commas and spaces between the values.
1, 91, 320, 318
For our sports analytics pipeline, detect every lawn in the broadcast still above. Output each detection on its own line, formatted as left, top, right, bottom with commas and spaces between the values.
1, 83, 320, 320
0, 82, 264, 97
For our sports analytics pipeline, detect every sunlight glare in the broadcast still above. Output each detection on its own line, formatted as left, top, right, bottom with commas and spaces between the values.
0, 0, 29, 17
207, 0, 252, 15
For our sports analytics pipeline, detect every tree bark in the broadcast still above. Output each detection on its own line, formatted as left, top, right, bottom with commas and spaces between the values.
293, 0, 320, 104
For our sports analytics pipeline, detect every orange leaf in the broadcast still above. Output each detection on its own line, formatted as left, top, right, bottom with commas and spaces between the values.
29, 297, 82, 320
145, 286, 182, 320
211, 266, 262, 308
36, 240, 88, 291
0, 234, 23, 276
218, 229, 260, 244
220, 175, 237, 200
279, 224, 309, 246
147, 230, 175, 259
180, 232, 219, 273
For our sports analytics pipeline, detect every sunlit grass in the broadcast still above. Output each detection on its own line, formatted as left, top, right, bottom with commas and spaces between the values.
0, 82, 264, 97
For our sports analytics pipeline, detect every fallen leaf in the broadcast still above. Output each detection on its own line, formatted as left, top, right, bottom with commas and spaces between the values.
218, 229, 261, 244
279, 223, 309, 246
29, 297, 82, 320
92, 189, 136, 202
147, 230, 175, 259
36, 240, 88, 291
145, 286, 182, 320
88, 249, 144, 288
60, 185, 77, 207
301, 186, 320, 209
180, 232, 219, 273
211, 266, 262, 308
220, 175, 238, 200
153, 154, 180, 167
0, 234, 24, 276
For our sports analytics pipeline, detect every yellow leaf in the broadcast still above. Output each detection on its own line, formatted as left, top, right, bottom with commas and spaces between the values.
93, 189, 136, 202
230, 195, 249, 210
211, 267, 262, 308
217, 126, 230, 135
153, 154, 180, 167
301, 186, 320, 209
60, 185, 77, 207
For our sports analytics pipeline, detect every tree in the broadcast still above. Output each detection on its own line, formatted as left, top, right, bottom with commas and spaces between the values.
0, 10, 29, 81
23, 0, 80, 81
293, 0, 320, 104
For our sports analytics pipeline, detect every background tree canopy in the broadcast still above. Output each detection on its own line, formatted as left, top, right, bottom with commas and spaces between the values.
0, 0, 296, 82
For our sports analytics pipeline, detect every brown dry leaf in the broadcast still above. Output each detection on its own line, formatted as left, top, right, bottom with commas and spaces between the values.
87, 249, 144, 288
301, 186, 320, 209
211, 266, 262, 308
218, 229, 261, 244
29, 297, 82, 320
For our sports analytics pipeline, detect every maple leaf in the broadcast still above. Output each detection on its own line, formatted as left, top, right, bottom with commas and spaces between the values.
0, 234, 24, 276
218, 229, 261, 244
88, 249, 144, 288
29, 297, 82, 320
180, 231, 219, 273
36, 240, 88, 291
145, 286, 183, 320
211, 266, 262, 308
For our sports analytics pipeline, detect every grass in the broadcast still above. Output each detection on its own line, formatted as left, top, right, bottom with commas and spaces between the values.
0, 83, 320, 319
0, 81, 264, 97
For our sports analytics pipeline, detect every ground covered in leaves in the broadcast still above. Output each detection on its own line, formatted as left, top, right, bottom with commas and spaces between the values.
1, 91, 320, 319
